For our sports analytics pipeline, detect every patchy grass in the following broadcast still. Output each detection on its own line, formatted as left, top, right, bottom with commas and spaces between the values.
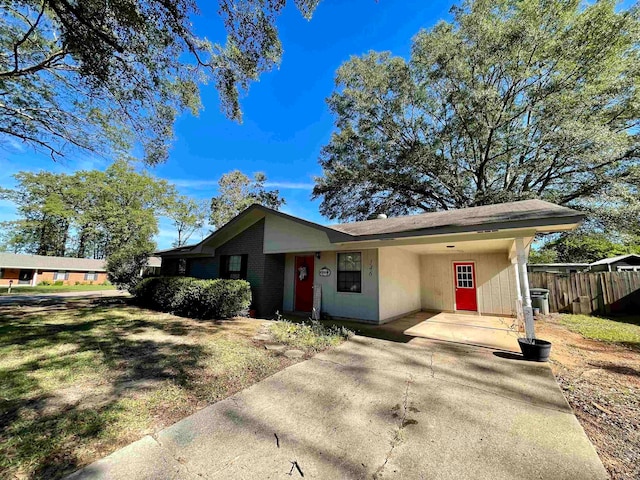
0, 299, 344, 479
0, 284, 116, 295
538, 315, 640, 480
269, 318, 353, 350
558, 314, 640, 350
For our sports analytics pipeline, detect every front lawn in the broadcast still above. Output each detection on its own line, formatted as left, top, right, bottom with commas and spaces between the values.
0, 299, 345, 479
0, 284, 116, 295
557, 314, 640, 351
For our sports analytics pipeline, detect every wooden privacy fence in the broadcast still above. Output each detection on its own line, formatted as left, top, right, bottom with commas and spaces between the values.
528, 271, 640, 315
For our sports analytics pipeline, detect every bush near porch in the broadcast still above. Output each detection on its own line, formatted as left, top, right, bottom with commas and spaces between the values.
133, 277, 251, 319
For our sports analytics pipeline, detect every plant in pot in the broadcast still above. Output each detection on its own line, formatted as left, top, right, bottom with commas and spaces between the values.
518, 317, 552, 362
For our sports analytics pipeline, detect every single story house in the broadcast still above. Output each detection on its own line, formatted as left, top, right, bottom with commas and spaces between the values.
0, 253, 107, 286
589, 254, 640, 272
528, 263, 590, 274
156, 200, 583, 328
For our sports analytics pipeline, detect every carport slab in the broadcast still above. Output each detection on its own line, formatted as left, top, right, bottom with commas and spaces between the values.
404, 312, 521, 352
66, 336, 607, 480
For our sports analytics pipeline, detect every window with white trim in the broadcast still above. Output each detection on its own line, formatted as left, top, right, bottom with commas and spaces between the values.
337, 252, 362, 293
456, 264, 474, 288
85, 271, 98, 281
54, 271, 68, 281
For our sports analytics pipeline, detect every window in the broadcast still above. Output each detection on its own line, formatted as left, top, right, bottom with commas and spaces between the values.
337, 252, 362, 293
85, 271, 98, 281
456, 264, 474, 288
178, 258, 187, 276
0, 268, 4, 279
54, 271, 68, 281
221, 254, 248, 280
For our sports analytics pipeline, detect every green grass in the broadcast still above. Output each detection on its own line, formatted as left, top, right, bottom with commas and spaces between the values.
0, 301, 345, 479
558, 314, 640, 350
0, 284, 116, 295
270, 319, 353, 350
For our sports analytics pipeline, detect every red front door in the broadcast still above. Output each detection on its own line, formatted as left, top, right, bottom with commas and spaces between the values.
294, 256, 314, 312
454, 262, 477, 311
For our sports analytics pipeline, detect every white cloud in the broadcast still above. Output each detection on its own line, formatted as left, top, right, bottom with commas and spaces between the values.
166, 178, 314, 191
264, 181, 314, 190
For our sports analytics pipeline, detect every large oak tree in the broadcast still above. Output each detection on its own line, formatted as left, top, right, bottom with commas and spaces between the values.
313, 0, 640, 222
1, 0, 321, 163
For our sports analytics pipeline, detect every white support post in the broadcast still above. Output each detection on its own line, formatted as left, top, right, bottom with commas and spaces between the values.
31, 270, 38, 287
516, 238, 535, 339
512, 260, 523, 322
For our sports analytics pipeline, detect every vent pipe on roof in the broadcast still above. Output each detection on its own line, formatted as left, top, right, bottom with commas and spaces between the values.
367, 213, 388, 220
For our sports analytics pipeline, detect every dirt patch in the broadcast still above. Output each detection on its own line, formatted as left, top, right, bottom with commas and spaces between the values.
537, 316, 640, 480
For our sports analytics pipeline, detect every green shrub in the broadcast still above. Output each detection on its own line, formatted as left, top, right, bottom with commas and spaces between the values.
132, 277, 252, 320
53, 280, 64, 286
38, 280, 52, 286
75, 281, 81, 286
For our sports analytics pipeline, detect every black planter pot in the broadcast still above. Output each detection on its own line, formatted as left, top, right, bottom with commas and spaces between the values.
518, 338, 552, 362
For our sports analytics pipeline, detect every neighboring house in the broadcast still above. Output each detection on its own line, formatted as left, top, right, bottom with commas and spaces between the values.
528, 263, 590, 274
143, 256, 162, 277
590, 254, 640, 272
0, 253, 107, 286
157, 200, 583, 323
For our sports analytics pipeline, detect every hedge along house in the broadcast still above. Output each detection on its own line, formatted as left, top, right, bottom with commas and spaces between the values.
157, 200, 583, 334
0, 252, 107, 286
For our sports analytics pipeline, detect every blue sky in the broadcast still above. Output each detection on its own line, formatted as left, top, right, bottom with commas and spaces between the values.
1, 0, 454, 249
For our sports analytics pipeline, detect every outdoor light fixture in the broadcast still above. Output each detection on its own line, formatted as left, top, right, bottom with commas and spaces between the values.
315, 251, 321, 259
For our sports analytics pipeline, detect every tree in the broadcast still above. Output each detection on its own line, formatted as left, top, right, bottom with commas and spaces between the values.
0, 159, 171, 259
527, 248, 557, 264
533, 231, 640, 264
0, 171, 76, 256
164, 195, 208, 247
313, 0, 640, 221
210, 171, 285, 229
1, 0, 322, 163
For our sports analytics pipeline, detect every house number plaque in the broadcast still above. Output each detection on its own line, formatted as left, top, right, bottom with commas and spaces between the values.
319, 267, 331, 277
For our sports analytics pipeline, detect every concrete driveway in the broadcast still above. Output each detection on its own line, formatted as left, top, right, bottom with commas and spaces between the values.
68, 335, 607, 480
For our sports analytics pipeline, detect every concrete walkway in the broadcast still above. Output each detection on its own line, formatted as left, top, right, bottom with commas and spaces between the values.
67, 335, 607, 480
0, 290, 129, 305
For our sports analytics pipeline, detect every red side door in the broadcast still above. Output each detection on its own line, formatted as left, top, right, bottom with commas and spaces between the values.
454, 262, 477, 312
294, 255, 315, 312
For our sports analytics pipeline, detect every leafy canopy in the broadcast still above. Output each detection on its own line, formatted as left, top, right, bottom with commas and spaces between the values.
531, 232, 640, 264
0, 160, 171, 258
0, 0, 321, 163
210, 170, 285, 229
313, 0, 640, 221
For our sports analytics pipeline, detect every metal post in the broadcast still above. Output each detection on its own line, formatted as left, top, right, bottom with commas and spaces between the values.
516, 238, 535, 339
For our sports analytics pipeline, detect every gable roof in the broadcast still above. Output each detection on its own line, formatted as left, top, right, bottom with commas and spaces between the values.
330, 200, 582, 239
590, 254, 640, 266
0, 252, 106, 271
156, 199, 583, 255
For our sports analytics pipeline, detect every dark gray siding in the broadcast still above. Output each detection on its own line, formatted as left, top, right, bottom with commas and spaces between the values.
160, 218, 285, 317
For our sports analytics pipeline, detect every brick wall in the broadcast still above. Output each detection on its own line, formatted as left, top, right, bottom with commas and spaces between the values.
37, 270, 108, 285
174, 218, 285, 317
0, 269, 108, 286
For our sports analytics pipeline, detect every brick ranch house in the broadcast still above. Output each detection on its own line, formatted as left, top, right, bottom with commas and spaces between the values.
0, 253, 108, 286
157, 200, 583, 334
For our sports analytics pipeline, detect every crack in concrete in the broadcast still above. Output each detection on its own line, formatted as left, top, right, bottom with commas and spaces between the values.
150, 434, 210, 479
428, 353, 435, 378
373, 374, 414, 479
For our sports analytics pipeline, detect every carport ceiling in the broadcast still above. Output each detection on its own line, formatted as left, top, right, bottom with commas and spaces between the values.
396, 239, 514, 254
